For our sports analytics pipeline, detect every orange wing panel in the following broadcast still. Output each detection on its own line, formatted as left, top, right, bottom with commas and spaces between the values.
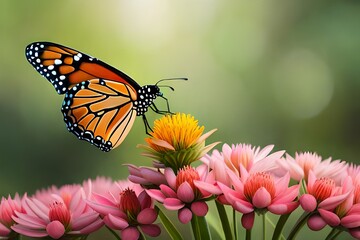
46, 46, 72, 55
68, 70, 97, 84
59, 66, 75, 74
89, 96, 130, 113
72, 95, 106, 108
42, 50, 62, 59
110, 110, 137, 149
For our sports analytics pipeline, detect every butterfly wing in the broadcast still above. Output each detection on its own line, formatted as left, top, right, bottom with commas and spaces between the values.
62, 78, 138, 152
25, 42, 140, 94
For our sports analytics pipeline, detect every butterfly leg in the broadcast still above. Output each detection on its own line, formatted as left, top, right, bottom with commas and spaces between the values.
160, 95, 173, 114
142, 115, 153, 135
150, 98, 173, 115
149, 104, 170, 115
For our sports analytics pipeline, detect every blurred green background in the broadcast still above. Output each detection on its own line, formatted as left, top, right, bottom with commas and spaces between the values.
1, 0, 360, 239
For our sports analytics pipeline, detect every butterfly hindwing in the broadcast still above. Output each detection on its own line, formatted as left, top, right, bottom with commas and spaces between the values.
61, 78, 137, 151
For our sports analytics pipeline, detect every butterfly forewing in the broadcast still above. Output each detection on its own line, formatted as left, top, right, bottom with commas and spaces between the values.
25, 42, 140, 94
62, 79, 137, 152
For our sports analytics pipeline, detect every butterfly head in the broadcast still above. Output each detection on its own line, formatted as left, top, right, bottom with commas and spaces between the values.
135, 85, 161, 116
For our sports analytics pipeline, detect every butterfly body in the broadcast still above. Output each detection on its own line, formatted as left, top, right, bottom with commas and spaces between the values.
25, 42, 170, 152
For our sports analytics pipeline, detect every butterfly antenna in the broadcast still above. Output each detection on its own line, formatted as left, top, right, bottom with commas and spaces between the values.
157, 85, 175, 91
155, 77, 188, 86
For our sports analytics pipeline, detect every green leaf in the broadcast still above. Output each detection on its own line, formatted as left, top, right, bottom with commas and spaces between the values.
156, 206, 183, 240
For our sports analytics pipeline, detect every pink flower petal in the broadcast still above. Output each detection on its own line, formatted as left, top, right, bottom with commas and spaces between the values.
347, 204, 360, 215
76, 218, 104, 234
191, 202, 208, 217
69, 189, 86, 216
341, 214, 360, 228
128, 175, 151, 185
177, 182, 195, 203
318, 209, 340, 227
140, 224, 161, 237
46, 221, 65, 239
349, 228, 360, 239
137, 208, 157, 224
0, 222, 10, 236
86, 200, 121, 217
138, 191, 152, 210
241, 212, 255, 230
307, 214, 327, 231
194, 181, 222, 195
145, 189, 166, 202
318, 192, 350, 210
126, 164, 141, 176
178, 208, 192, 224
268, 202, 299, 215
252, 187, 271, 209
160, 185, 177, 198
24, 198, 48, 221
92, 193, 117, 207
217, 182, 236, 205
71, 211, 100, 230
12, 211, 46, 229
233, 200, 254, 214
140, 168, 166, 185
11, 224, 48, 238
299, 194, 317, 212
103, 214, 129, 230
164, 198, 185, 210
273, 185, 300, 204
121, 226, 140, 240
164, 168, 177, 189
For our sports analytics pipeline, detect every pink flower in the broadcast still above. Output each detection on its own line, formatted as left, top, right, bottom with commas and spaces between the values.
127, 164, 167, 188
0, 194, 24, 239
82, 176, 115, 197
87, 180, 160, 240
146, 165, 211, 224
207, 144, 284, 177
299, 171, 352, 231
218, 165, 299, 229
335, 164, 360, 238
277, 152, 348, 185
341, 204, 360, 238
197, 143, 284, 204
11, 188, 103, 239
33, 184, 82, 206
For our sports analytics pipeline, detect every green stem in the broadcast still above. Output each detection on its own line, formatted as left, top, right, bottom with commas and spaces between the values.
325, 228, 342, 240
197, 215, 212, 240
106, 225, 121, 240
215, 200, 233, 240
246, 228, 252, 240
287, 212, 312, 240
233, 209, 238, 240
272, 213, 290, 240
191, 216, 200, 240
262, 214, 266, 240
139, 232, 146, 240
155, 206, 183, 240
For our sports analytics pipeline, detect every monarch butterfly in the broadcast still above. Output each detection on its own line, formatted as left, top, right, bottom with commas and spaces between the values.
25, 42, 186, 152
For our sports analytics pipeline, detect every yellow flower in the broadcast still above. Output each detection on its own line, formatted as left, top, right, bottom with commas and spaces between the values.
139, 113, 218, 171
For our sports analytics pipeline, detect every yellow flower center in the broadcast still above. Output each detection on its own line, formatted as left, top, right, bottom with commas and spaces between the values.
147, 113, 204, 152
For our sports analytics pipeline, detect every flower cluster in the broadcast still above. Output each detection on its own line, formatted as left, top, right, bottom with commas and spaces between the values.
0, 178, 159, 240
1, 113, 360, 239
